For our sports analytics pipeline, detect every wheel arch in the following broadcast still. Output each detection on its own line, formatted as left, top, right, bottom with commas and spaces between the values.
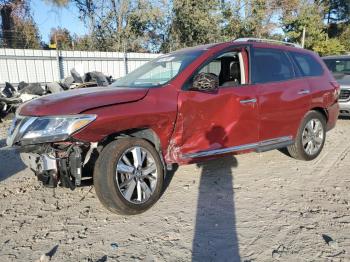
310, 107, 328, 122
98, 128, 168, 172
100, 128, 162, 151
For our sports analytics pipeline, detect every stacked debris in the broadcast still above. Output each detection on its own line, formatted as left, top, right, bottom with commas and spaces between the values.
0, 69, 113, 121
46, 69, 113, 94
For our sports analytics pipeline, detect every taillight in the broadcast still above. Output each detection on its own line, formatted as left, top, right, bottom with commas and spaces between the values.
330, 81, 340, 100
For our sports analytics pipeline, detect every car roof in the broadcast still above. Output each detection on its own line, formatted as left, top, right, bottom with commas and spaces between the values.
170, 43, 220, 54
170, 40, 313, 55
322, 55, 350, 59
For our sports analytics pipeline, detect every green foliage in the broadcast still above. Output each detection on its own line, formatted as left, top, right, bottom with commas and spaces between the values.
49, 27, 73, 50
65, 0, 167, 52
339, 25, 350, 52
319, 0, 350, 23
13, 18, 41, 49
1, 0, 349, 55
162, 0, 223, 52
313, 38, 346, 56
282, 2, 326, 49
0, 1, 41, 48
221, 0, 284, 42
72, 34, 93, 51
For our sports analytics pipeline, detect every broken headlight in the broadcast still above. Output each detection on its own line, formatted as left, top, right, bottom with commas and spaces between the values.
18, 114, 96, 145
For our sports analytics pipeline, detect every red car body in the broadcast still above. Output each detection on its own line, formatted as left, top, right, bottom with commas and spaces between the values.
9, 39, 340, 214
20, 41, 339, 165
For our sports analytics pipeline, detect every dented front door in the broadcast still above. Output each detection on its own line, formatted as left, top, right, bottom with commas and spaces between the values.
170, 85, 259, 163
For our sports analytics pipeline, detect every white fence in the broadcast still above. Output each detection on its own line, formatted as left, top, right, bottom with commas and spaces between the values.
0, 48, 160, 87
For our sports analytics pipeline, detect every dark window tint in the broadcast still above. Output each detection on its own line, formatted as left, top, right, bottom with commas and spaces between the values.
291, 52, 323, 77
252, 48, 294, 83
323, 58, 350, 74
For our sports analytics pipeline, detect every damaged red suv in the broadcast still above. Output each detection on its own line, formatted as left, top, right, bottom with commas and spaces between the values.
6, 38, 339, 215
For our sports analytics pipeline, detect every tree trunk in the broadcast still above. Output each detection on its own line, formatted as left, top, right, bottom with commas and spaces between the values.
0, 4, 14, 48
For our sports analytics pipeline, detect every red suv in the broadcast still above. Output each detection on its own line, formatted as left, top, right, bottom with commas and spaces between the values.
6, 38, 339, 215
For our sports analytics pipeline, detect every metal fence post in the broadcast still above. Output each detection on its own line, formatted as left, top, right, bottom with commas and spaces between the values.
124, 51, 128, 75
56, 49, 64, 81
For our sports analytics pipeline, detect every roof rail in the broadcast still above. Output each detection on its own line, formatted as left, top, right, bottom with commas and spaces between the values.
234, 38, 302, 48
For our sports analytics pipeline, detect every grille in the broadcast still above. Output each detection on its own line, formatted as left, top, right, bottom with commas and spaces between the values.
339, 89, 350, 101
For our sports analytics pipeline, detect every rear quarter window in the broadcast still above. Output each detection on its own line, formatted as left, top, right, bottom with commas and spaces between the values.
291, 52, 324, 77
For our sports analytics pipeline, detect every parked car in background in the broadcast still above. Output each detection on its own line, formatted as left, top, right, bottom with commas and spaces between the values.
323, 55, 350, 116
5, 38, 339, 215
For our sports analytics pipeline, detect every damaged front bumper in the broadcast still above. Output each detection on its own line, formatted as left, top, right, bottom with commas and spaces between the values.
21, 152, 59, 188
18, 142, 97, 189
6, 114, 98, 189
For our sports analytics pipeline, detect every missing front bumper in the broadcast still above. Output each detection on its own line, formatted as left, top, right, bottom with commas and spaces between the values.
20, 143, 94, 190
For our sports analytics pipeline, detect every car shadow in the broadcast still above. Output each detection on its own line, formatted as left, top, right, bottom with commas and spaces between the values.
0, 139, 26, 182
192, 126, 241, 261
161, 164, 179, 197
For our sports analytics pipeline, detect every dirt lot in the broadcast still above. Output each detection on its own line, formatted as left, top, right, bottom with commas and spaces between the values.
0, 119, 350, 262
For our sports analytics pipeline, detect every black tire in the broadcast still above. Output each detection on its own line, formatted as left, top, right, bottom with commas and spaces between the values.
287, 111, 326, 161
94, 138, 164, 215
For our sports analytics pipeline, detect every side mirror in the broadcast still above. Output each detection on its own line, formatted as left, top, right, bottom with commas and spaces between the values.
191, 73, 219, 92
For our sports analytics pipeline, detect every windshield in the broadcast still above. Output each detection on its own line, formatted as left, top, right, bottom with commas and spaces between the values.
324, 58, 350, 74
112, 50, 204, 88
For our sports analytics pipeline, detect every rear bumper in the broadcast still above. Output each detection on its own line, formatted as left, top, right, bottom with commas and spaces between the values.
327, 102, 340, 131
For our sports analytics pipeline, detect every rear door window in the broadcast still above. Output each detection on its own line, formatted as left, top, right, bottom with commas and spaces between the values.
291, 52, 324, 77
252, 48, 294, 84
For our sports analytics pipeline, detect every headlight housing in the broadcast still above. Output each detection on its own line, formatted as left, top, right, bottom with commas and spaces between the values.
7, 114, 96, 146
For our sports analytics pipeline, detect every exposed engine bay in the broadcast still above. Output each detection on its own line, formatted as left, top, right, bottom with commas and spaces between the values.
20, 142, 98, 189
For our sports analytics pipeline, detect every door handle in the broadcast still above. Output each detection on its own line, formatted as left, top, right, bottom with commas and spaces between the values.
240, 98, 257, 104
298, 90, 310, 95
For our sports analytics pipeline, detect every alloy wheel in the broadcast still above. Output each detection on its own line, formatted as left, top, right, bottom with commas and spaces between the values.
116, 146, 158, 204
302, 118, 324, 156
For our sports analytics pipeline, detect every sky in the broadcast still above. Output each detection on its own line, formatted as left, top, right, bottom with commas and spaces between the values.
30, 0, 88, 43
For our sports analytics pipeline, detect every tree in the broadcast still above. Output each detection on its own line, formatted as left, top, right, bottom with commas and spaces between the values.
313, 37, 346, 55
52, 0, 167, 52
221, 0, 291, 41
339, 25, 350, 52
0, 1, 14, 47
72, 34, 91, 50
41, 0, 350, 55
49, 27, 73, 50
0, 0, 41, 48
162, 0, 222, 52
282, 1, 326, 49
318, 0, 350, 24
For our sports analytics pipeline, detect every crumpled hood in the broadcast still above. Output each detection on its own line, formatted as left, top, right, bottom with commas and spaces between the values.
19, 86, 149, 116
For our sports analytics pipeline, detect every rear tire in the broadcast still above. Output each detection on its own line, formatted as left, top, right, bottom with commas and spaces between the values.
287, 111, 326, 161
94, 138, 164, 215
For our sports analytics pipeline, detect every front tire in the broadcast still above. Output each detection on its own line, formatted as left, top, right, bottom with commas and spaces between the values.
287, 111, 326, 161
94, 138, 164, 215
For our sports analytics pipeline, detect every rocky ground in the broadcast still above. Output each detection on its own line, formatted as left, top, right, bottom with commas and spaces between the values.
0, 119, 350, 262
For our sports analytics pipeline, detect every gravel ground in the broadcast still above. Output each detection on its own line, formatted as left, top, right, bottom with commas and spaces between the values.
0, 119, 350, 262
